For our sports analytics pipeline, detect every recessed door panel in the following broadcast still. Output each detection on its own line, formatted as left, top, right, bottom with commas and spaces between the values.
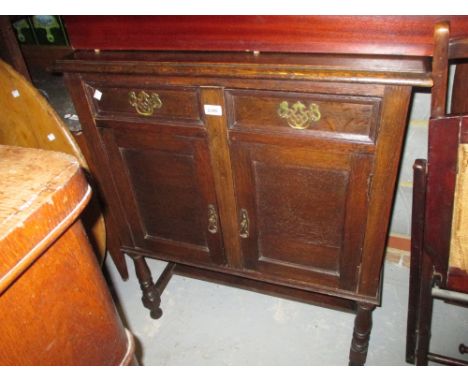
99, 123, 225, 266
231, 140, 373, 291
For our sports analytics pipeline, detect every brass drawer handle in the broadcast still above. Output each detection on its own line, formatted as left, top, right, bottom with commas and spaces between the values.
277, 101, 321, 129
207, 204, 219, 234
128, 90, 162, 116
239, 208, 250, 239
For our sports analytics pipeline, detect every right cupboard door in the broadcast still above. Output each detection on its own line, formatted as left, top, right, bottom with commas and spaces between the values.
227, 89, 379, 292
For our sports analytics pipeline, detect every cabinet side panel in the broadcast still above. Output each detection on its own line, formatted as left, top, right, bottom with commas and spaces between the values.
358, 85, 412, 298
63, 74, 131, 279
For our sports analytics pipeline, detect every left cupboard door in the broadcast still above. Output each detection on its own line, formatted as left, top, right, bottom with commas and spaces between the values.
97, 121, 226, 267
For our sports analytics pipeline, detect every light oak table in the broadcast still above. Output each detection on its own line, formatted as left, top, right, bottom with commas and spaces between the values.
0, 145, 136, 365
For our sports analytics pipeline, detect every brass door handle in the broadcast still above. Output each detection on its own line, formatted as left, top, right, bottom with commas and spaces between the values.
239, 208, 250, 239
277, 100, 321, 129
207, 204, 219, 234
128, 90, 162, 116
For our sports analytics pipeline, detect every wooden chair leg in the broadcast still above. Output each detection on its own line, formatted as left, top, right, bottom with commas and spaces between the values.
133, 256, 163, 319
405, 158, 435, 366
414, 251, 435, 366
406, 159, 427, 363
349, 303, 376, 365
406, 239, 421, 364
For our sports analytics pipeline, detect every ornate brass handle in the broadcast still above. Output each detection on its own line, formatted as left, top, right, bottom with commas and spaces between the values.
207, 204, 219, 234
277, 100, 321, 129
239, 208, 250, 239
128, 90, 162, 116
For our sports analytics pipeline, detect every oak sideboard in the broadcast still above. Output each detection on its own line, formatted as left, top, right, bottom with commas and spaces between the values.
55, 16, 468, 365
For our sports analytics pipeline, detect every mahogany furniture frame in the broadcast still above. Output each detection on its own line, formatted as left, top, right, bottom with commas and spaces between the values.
406, 22, 468, 366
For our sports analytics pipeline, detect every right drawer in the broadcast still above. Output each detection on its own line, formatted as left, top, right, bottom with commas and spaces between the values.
225, 89, 382, 143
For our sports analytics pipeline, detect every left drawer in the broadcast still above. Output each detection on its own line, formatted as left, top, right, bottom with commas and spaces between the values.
84, 82, 203, 124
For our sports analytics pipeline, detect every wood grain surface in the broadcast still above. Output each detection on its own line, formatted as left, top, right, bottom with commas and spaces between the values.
63, 16, 468, 56
0, 146, 134, 365
0, 59, 107, 264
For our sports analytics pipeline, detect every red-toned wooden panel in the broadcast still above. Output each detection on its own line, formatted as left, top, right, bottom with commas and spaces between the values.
424, 117, 460, 277
461, 115, 468, 143
63, 16, 468, 56
447, 267, 468, 294
452, 64, 468, 115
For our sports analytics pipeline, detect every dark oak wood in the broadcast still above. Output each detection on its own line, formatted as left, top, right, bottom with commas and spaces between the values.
58, 50, 429, 364
64, 74, 131, 279
349, 303, 376, 366
56, 19, 445, 365
173, 263, 357, 313
124, 244, 380, 307
85, 82, 203, 124
155, 262, 177, 295
99, 120, 225, 267
229, 128, 373, 292
357, 85, 413, 298
133, 259, 176, 319
63, 16, 468, 56
133, 256, 162, 319
201, 87, 244, 269
55, 50, 432, 87
0, 146, 135, 365
226, 89, 380, 142
406, 160, 427, 365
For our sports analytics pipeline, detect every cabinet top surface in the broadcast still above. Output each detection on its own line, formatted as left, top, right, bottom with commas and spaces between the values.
56, 50, 432, 87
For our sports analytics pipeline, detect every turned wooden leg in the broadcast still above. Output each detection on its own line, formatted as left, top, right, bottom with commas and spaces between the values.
413, 251, 435, 366
406, 159, 427, 364
349, 303, 376, 365
133, 256, 163, 319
